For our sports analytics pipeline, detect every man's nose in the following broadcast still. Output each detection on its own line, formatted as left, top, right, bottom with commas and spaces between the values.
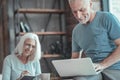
76, 11, 81, 18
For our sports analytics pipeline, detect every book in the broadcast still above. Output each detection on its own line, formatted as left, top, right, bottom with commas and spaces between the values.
20, 76, 36, 80
20, 73, 50, 80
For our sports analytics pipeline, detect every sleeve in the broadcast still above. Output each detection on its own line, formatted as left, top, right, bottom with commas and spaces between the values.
2, 56, 11, 80
103, 13, 120, 40
35, 60, 41, 75
72, 28, 81, 52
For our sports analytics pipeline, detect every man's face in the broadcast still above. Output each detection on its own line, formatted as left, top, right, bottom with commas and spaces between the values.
69, 0, 92, 24
23, 38, 36, 57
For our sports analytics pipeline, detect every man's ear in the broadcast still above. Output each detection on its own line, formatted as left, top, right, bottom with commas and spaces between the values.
90, 0, 93, 8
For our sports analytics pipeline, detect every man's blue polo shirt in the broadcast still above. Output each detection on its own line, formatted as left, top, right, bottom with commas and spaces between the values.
72, 11, 120, 69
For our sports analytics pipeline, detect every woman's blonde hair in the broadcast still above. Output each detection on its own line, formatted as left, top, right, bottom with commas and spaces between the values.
14, 33, 41, 62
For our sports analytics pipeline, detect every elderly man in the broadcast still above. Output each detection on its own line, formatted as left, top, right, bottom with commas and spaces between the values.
69, 0, 120, 80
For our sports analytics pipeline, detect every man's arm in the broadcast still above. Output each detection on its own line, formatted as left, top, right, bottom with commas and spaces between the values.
99, 38, 120, 69
71, 51, 86, 59
71, 52, 79, 59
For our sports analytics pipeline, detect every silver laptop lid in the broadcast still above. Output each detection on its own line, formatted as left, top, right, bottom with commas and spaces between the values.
52, 58, 98, 77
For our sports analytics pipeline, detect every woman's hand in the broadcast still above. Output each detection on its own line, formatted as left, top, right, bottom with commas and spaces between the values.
17, 70, 31, 80
21, 70, 31, 76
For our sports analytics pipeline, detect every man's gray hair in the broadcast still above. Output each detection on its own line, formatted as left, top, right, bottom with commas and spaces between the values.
68, 0, 75, 3
68, 0, 91, 4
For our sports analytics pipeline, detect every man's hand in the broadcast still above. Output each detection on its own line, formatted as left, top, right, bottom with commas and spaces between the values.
94, 63, 104, 74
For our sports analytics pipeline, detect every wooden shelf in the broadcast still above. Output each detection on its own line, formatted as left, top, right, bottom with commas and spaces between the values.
15, 8, 64, 14
42, 54, 61, 58
19, 32, 66, 36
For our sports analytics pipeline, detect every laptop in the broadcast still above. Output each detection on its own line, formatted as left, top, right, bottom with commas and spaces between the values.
52, 58, 99, 77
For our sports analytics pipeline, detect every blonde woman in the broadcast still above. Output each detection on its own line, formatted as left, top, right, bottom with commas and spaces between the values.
2, 33, 41, 80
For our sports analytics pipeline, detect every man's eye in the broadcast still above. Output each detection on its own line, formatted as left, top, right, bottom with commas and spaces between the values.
73, 11, 77, 14
32, 46, 35, 48
73, 9, 85, 14
80, 9, 86, 12
25, 44, 29, 46
25, 44, 30, 48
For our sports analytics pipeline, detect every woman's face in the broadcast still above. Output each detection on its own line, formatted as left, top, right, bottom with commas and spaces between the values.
22, 38, 36, 57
